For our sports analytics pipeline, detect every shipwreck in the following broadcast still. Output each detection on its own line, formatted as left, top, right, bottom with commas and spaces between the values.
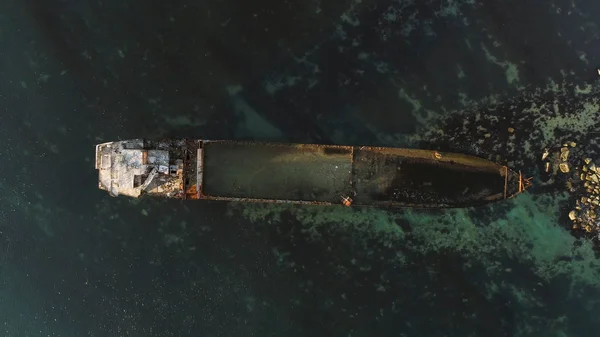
94, 139, 531, 208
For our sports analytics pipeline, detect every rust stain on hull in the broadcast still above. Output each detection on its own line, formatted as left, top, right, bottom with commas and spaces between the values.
95, 139, 530, 208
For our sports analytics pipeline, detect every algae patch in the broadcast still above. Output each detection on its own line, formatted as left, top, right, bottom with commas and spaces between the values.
231, 203, 404, 240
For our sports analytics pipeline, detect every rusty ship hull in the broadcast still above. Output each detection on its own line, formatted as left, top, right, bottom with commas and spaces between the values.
95, 139, 528, 208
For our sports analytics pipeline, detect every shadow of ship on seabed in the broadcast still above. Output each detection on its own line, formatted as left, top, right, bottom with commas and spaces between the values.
94, 138, 532, 209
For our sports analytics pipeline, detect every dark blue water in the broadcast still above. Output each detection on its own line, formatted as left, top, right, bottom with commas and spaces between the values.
2, 0, 600, 336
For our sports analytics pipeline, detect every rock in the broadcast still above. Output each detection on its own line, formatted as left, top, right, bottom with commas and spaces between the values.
569, 210, 577, 220
559, 162, 570, 173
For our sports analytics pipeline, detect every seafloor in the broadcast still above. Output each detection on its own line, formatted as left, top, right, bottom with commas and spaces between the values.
1, 0, 600, 336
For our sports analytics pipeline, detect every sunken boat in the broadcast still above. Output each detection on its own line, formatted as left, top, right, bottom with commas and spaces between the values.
94, 139, 531, 208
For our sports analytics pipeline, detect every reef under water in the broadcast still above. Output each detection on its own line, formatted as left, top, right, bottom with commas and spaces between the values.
229, 83, 600, 337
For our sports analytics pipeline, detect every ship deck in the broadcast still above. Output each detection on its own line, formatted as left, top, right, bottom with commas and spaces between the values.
199, 141, 516, 207
351, 147, 509, 207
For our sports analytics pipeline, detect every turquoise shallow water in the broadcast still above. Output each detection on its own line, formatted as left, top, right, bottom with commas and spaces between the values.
1, 0, 600, 336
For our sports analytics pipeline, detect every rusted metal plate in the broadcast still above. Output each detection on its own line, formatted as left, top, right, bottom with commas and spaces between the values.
200, 141, 354, 203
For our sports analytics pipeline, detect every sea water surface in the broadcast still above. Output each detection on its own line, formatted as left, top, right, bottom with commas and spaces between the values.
1, 0, 600, 336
